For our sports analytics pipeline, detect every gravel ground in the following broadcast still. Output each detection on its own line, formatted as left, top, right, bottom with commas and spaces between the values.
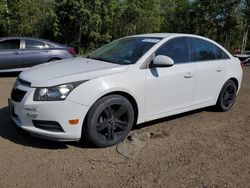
0, 67, 249, 188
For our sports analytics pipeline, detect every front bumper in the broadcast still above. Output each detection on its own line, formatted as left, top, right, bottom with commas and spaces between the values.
9, 84, 90, 141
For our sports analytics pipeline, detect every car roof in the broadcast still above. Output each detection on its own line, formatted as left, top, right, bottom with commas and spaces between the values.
132, 33, 210, 39
132, 33, 176, 38
131, 33, 232, 57
0, 37, 65, 47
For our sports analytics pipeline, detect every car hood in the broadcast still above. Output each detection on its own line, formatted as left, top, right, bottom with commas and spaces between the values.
19, 58, 128, 87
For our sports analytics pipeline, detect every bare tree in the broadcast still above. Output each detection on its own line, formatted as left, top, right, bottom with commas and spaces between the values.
241, 0, 250, 52
4, 0, 10, 34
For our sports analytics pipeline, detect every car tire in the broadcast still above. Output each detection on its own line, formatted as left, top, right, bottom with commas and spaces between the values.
215, 80, 237, 112
84, 95, 134, 147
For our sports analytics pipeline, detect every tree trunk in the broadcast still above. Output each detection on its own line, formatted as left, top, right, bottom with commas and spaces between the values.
241, 27, 248, 53
78, 22, 82, 53
4, 0, 10, 34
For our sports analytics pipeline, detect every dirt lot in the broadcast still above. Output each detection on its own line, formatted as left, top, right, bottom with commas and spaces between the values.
0, 67, 249, 188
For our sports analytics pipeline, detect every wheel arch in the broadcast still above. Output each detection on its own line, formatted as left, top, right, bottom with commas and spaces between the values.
101, 91, 139, 126
228, 77, 239, 91
81, 90, 139, 141
215, 77, 240, 106
215, 77, 239, 112
83, 90, 139, 128
48, 57, 62, 62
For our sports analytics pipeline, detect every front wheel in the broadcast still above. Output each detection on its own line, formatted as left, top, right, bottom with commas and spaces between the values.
215, 80, 237, 112
84, 95, 134, 147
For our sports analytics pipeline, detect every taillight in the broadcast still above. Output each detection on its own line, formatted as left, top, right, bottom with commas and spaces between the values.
68, 48, 76, 56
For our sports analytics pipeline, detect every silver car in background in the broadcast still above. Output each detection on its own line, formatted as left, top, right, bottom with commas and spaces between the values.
0, 37, 76, 72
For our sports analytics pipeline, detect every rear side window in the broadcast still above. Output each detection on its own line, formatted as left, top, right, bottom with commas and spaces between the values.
46, 43, 55, 48
156, 37, 190, 63
26, 40, 45, 49
193, 38, 216, 61
0, 39, 20, 50
215, 46, 230, 59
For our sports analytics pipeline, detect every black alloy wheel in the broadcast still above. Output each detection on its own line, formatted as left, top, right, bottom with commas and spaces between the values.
84, 95, 134, 147
216, 80, 237, 112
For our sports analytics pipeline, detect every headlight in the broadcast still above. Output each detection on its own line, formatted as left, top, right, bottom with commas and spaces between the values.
33, 81, 87, 101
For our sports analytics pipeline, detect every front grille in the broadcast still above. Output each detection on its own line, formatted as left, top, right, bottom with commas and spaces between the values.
32, 120, 64, 132
11, 88, 27, 102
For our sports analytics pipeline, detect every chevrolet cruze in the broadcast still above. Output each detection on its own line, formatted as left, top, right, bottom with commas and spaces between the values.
9, 33, 243, 147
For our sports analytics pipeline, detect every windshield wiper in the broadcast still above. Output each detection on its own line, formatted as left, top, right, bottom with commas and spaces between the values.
87, 56, 120, 65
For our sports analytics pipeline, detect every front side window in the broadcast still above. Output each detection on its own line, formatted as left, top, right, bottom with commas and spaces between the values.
155, 37, 190, 63
0, 39, 20, 50
193, 38, 216, 61
26, 40, 45, 49
87, 37, 162, 65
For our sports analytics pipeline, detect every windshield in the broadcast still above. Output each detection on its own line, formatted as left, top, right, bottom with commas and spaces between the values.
87, 37, 162, 65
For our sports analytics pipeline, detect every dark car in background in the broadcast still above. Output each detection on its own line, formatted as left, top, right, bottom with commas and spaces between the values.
234, 50, 250, 65
0, 37, 76, 72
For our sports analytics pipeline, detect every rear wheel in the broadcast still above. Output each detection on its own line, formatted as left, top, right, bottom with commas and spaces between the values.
84, 95, 134, 147
215, 80, 237, 112
48, 58, 61, 62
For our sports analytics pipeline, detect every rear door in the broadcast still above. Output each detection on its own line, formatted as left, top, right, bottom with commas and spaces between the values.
191, 38, 226, 104
21, 39, 51, 67
0, 39, 23, 70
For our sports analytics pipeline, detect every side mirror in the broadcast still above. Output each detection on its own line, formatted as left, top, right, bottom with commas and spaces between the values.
153, 55, 174, 67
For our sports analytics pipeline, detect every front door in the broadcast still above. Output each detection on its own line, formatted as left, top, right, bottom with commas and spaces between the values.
144, 37, 196, 119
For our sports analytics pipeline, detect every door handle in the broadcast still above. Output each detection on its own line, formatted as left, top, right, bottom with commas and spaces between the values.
13, 52, 21, 55
216, 67, 223, 72
184, 72, 193, 78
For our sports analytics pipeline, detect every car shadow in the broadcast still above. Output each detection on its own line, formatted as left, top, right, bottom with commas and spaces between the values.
0, 106, 93, 149
133, 108, 205, 131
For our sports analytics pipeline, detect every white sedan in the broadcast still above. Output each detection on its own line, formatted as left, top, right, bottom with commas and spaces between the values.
9, 33, 243, 147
